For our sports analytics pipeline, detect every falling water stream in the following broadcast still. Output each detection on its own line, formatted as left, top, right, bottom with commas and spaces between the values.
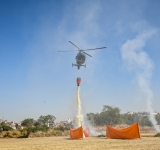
76, 86, 83, 128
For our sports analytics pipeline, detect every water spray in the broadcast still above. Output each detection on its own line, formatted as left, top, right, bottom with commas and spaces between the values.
76, 77, 83, 128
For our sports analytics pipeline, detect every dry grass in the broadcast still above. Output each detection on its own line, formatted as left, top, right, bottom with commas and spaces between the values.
0, 134, 160, 150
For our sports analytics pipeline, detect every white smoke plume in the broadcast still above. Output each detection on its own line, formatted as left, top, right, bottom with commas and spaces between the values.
83, 116, 105, 136
121, 29, 160, 132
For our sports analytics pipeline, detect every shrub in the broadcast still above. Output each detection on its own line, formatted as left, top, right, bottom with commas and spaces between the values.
97, 134, 105, 137
0, 123, 13, 131
0, 125, 70, 138
154, 133, 160, 137
54, 126, 69, 132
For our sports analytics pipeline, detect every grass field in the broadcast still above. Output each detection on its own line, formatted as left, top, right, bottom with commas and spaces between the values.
0, 134, 160, 150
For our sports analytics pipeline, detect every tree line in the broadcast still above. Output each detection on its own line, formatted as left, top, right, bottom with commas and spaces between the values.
0, 115, 70, 138
86, 105, 160, 126
0, 115, 56, 132
1, 105, 160, 132
21, 115, 56, 127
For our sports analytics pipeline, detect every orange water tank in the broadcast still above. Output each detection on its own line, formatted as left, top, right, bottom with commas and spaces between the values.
77, 77, 81, 86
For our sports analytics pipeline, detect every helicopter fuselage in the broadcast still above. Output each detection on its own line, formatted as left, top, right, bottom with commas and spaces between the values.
76, 51, 86, 65
72, 51, 86, 69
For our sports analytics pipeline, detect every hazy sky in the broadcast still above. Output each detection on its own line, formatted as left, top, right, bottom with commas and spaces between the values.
0, 0, 160, 122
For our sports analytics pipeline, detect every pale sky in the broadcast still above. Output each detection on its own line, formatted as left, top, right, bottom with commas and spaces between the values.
0, 0, 160, 122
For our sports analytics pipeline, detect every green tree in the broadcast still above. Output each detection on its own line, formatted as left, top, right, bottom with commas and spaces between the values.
0, 122, 13, 131
122, 113, 141, 125
21, 118, 36, 127
121, 113, 152, 126
15, 123, 18, 129
34, 121, 41, 126
93, 113, 101, 125
37, 115, 56, 126
139, 116, 152, 126
86, 105, 121, 126
100, 105, 121, 125
86, 105, 157, 127
86, 113, 96, 124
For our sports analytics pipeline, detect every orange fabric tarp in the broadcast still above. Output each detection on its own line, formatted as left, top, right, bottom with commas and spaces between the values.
106, 122, 141, 139
70, 126, 84, 139
84, 128, 90, 137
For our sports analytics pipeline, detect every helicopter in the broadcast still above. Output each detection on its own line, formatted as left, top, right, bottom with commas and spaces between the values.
58, 41, 106, 69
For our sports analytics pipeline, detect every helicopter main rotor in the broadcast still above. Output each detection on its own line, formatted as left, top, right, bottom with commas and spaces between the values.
58, 41, 106, 57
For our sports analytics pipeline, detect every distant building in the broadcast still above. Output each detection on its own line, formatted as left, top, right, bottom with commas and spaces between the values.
55, 119, 73, 128
66, 118, 71, 124
137, 112, 149, 116
127, 111, 134, 115
150, 112, 158, 115
4, 120, 8, 124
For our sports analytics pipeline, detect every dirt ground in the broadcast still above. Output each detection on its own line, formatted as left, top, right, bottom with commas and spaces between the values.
0, 134, 160, 150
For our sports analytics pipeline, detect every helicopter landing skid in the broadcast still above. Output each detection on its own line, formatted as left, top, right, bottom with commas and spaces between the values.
72, 63, 86, 68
